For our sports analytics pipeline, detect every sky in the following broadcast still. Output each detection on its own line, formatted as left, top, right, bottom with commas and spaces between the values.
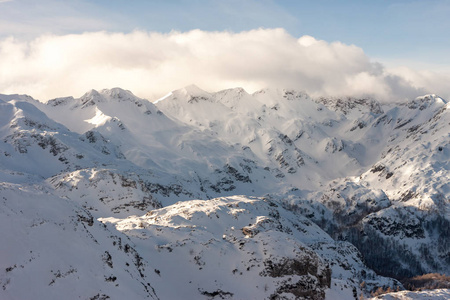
0, 0, 449, 102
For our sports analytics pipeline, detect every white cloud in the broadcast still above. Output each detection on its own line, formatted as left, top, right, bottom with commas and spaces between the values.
0, 29, 448, 102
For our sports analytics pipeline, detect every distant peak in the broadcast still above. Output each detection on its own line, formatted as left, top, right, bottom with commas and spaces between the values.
100, 87, 136, 99
180, 84, 210, 96
80, 88, 138, 101
83, 89, 101, 97
407, 94, 447, 110
76, 88, 145, 109
171, 84, 212, 103
216, 87, 249, 96
79, 89, 103, 107
0, 93, 36, 103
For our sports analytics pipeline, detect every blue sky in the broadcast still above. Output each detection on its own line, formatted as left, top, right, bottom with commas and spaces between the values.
0, 0, 449, 100
1, 0, 449, 65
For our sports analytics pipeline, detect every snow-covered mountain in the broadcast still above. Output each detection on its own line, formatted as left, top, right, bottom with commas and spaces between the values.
0, 86, 448, 299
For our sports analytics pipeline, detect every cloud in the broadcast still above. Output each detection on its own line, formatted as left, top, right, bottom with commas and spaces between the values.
0, 29, 448, 102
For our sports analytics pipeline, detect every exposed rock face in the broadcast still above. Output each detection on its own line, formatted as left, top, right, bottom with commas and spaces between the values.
262, 257, 331, 300
315, 97, 384, 115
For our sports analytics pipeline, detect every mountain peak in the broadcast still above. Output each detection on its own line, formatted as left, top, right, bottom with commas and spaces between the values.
180, 84, 209, 95
100, 87, 136, 100
407, 94, 447, 110
75, 88, 147, 109
79, 89, 102, 107
171, 84, 213, 103
0, 93, 36, 103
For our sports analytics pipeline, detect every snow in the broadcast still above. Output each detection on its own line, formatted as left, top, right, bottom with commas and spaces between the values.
369, 289, 450, 300
153, 91, 173, 104
0, 86, 449, 299
100, 196, 395, 299
84, 107, 112, 126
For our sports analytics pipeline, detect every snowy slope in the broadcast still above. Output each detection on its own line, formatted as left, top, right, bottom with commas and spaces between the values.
0, 186, 398, 299
0, 86, 449, 299
0, 97, 124, 181
102, 195, 399, 299
35, 88, 285, 203
368, 289, 450, 300
289, 95, 450, 278
0, 183, 159, 300
156, 87, 450, 279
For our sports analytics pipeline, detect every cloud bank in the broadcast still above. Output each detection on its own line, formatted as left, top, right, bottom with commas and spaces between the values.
0, 29, 448, 102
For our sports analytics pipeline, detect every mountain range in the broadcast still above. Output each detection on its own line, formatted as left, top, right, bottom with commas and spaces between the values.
0, 86, 448, 299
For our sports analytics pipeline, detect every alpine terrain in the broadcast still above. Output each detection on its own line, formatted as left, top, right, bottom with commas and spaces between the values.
0, 86, 448, 300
